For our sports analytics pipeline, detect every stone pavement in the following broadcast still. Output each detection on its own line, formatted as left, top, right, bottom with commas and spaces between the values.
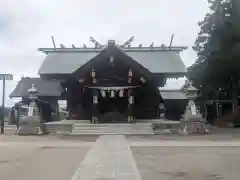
71, 135, 142, 180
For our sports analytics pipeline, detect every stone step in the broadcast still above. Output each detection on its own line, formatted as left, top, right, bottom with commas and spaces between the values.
72, 126, 152, 130
45, 123, 73, 133
153, 129, 173, 135
152, 122, 180, 130
71, 130, 153, 135
45, 122, 155, 135
136, 119, 165, 123
71, 123, 153, 135
72, 128, 153, 132
73, 123, 152, 127
71, 130, 154, 135
2, 125, 17, 134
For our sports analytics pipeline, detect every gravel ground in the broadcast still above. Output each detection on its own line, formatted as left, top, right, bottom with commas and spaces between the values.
132, 146, 240, 180
1, 128, 240, 180
127, 127, 240, 142
0, 143, 90, 180
0, 134, 98, 143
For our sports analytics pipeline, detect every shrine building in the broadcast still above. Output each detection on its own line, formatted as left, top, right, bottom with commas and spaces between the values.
10, 37, 187, 123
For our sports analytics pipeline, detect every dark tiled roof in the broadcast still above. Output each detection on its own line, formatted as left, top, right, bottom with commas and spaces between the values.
10, 77, 64, 98
126, 51, 186, 74
38, 46, 186, 75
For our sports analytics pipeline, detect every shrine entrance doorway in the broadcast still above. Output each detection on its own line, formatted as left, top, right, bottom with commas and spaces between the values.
98, 96, 127, 123
89, 86, 138, 123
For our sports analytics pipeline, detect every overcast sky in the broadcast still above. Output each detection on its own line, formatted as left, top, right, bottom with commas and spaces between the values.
0, 0, 209, 106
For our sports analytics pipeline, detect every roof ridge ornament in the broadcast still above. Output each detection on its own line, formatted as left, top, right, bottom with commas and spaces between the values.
60, 44, 65, 48
121, 36, 134, 48
108, 40, 116, 46
38, 36, 188, 53
90, 37, 104, 48
149, 42, 154, 48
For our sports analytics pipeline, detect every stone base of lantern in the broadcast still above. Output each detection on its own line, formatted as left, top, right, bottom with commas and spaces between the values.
178, 116, 210, 135
128, 116, 134, 123
178, 98, 210, 135
17, 116, 46, 135
91, 116, 99, 124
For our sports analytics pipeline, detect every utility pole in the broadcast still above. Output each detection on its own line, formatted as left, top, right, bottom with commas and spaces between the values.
0, 74, 13, 134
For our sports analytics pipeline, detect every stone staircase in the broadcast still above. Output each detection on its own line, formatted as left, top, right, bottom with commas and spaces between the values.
44, 119, 180, 135
3, 124, 17, 134
152, 121, 181, 134
71, 123, 154, 135
45, 120, 88, 134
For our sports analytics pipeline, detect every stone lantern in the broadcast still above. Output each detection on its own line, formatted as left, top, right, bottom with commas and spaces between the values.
179, 82, 209, 134
17, 84, 43, 135
27, 84, 40, 116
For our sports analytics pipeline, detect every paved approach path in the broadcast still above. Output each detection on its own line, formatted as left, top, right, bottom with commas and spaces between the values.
71, 135, 142, 180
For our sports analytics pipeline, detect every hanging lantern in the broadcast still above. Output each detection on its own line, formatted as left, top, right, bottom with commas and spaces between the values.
111, 90, 115, 98
91, 68, 96, 78
119, 89, 124, 97
129, 96, 134, 104
128, 68, 133, 77
93, 95, 98, 104
159, 103, 165, 110
101, 90, 106, 97
128, 78, 132, 84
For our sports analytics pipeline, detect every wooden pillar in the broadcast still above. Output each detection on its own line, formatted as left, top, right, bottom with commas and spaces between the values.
216, 101, 220, 120
16, 108, 20, 130
55, 100, 60, 121
91, 68, 98, 123
204, 103, 208, 121
128, 89, 134, 123
92, 89, 98, 124
127, 68, 134, 123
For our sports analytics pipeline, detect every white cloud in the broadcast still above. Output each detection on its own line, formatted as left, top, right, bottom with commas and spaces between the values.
0, 0, 209, 106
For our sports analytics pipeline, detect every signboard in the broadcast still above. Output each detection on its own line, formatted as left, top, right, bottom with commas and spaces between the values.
0, 74, 13, 80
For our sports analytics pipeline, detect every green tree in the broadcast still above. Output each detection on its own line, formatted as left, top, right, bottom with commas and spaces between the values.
189, 0, 240, 111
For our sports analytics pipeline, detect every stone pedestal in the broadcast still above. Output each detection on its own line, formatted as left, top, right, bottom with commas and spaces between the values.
179, 101, 209, 135
17, 116, 42, 135
16, 84, 46, 135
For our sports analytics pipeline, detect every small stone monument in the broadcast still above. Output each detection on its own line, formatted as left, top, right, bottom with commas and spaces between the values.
179, 82, 209, 134
17, 84, 43, 135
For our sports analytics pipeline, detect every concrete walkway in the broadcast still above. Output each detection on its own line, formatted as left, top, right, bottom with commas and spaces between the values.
71, 135, 142, 180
